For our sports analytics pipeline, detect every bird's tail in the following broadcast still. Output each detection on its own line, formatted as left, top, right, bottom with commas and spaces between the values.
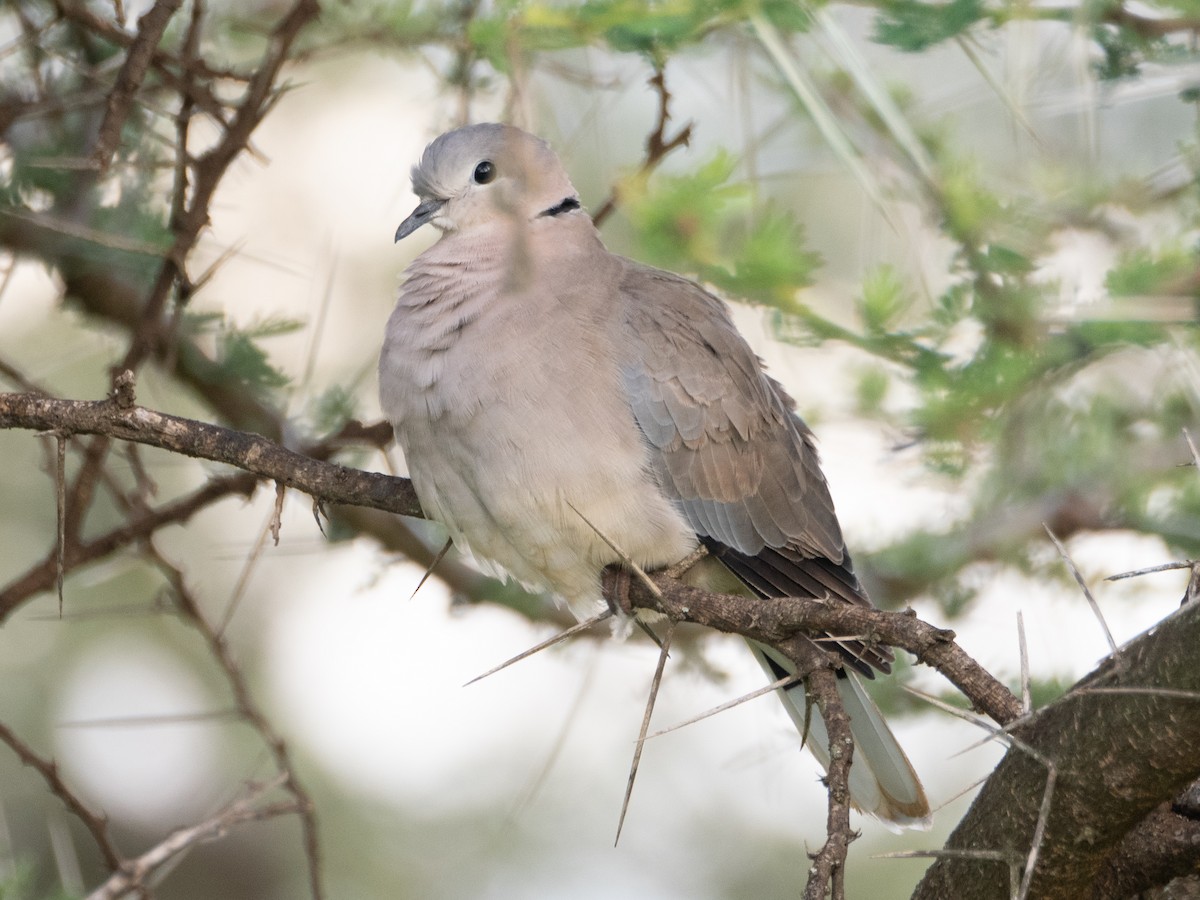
748, 640, 932, 832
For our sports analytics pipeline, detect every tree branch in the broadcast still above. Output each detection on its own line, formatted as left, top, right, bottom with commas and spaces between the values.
0, 392, 420, 518
0, 389, 1022, 728
591, 67, 693, 229
913, 601, 1200, 899
92, 0, 184, 169
83, 774, 299, 900
804, 663, 855, 900
1, 469, 259, 622
0, 719, 123, 872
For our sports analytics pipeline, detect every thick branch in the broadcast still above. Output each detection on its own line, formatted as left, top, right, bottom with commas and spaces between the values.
913, 601, 1200, 899
1092, 800, 1200, 898
0, 393, 420, 517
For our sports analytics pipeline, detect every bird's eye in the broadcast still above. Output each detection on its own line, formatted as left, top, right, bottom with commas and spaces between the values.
473, 161, 496, 184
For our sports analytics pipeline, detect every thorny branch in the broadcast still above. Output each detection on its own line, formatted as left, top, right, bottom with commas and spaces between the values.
92, 0, 185, 169
0, 383, 1015, 900
0, 3, 326, 895
84, 775, 300, 900
147, 545, 323, 900
591, 67, 694, 229
117, 0, 321, 375
0, 469, 259, 621
0, 719, 123, 871
804, 661, 855, 900
0, 388, 1020, 727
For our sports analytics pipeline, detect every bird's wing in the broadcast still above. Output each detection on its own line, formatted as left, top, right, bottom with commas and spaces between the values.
618, 259, 890, 675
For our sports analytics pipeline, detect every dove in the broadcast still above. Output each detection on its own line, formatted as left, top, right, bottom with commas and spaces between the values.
379, 122, 930, 829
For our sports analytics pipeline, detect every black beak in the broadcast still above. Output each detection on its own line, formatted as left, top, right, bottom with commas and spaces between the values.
394, 198, 446, 242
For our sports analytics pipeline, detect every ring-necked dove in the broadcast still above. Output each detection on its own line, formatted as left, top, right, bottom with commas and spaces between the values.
380, 123, 930, 830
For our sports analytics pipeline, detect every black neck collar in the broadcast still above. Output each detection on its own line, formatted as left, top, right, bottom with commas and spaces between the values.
538, 197, 581, 218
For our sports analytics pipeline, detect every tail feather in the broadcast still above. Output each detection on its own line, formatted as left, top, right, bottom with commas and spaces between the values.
749, 640, 932, 832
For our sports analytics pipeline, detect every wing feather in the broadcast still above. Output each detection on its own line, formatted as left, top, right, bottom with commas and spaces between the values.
618, 259, 890, 676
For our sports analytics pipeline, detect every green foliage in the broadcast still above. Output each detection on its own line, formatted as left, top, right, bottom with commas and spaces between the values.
1091, 23, 1144, 80
620, 156, 820, 308
182, 314, 303, 395
0, 863, 76, 900
311, 383, 361, 436
714, 208, 822, 306
469, 0, 811, 69
859, 265, 913, 333
621, 153, 744, 270
854, 364, 891, 414
1105, 246, 1197, 297
873, 0, 986, 51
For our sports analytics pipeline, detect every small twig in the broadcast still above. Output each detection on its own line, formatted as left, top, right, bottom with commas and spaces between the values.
0, 352, 50, 396
217, 508, 276, 637
615, 619, 675, 845
1, 470, 259, 622
115, 0, 320, 375
504, 648, 599, 821
62, 434, 114, 547
591, 67, 693, 229
58, 710, 240, 729
803, 665, 855, 900
84, 775, 296, 900
92, 0, 184, 169
146, 545, 324, 899
1017, 764, 1057, 900
0, 208, 169, 257
0, 719, 122, 871
1183, 427, 1200, 470
1106, 560, 1196, 581
876, 848, 1021, 895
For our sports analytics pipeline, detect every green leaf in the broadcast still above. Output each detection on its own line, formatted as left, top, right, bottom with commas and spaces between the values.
717, 208, 821, 307
873, 0, 985, 52
312, 383, 360, 435
621, 152, 744, 271
182, 315, 302, 395
1105, 246, 1195, 297
855, 366, 891, 414
858, 264, 912, 332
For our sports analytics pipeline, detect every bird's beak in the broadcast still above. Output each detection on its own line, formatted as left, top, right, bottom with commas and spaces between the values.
395, 198, 446, 242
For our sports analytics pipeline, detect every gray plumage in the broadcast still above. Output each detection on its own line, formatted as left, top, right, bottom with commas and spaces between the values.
380, 123, 930, 829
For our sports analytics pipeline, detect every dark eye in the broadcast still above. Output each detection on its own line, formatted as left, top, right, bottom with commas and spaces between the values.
472, 161, 496, 184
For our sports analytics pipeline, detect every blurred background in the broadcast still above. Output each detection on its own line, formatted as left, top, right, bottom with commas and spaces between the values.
1, 0, 1198, 897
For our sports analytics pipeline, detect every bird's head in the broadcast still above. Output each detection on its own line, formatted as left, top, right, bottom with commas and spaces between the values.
395, 123, 582, 242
